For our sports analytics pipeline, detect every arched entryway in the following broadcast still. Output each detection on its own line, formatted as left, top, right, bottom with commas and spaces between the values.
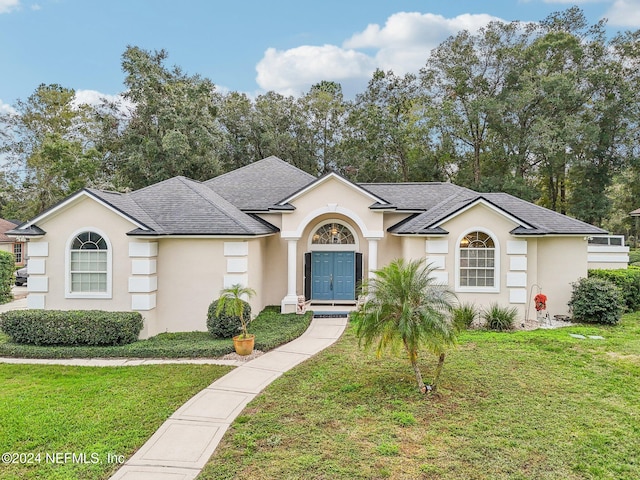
304, 221, 362, 302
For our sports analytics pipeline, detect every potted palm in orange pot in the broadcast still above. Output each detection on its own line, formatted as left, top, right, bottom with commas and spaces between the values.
216, 284, 256, 355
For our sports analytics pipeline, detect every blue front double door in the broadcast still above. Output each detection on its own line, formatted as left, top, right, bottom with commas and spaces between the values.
311, 251, 355, 301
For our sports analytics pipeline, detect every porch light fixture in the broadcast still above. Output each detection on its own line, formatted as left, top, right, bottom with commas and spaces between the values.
330, 225, 338, 236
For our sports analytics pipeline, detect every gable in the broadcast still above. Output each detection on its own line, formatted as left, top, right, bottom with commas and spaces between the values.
285, 174, 385, 212
13, 190, 146, 236
438, 202, 521, 235
280, 173, 388, 208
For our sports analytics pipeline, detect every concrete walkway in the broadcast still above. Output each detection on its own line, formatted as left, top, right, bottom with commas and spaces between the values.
107, 315, 348, 480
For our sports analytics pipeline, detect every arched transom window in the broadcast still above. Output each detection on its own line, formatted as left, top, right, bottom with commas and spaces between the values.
70, 231, 109, 293
312, 223, 355, 245
459, 231, 495, 287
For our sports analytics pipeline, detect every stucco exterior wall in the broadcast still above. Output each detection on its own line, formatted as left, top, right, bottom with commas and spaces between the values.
281, 177, 385, 238
254, 214, 287, 307
30, 196, 137, 313
154, 237, 268, 337
536, 236, 588, 317
378, 214, 408, 268
155, 238, 225, 335
438, 203, 518, 308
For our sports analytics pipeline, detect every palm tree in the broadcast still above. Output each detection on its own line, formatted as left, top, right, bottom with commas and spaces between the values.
215, 284, 256, 338
352, 259, 457, 395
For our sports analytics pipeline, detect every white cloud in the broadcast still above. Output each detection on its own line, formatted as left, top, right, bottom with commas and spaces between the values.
73, 89, 134, 116
255, 11, 504, 97
256, 45, 377, 96
345, 12, 501, 50
0, 0, 19, 14
603, 0, 640, 27
0, 98, 16, 115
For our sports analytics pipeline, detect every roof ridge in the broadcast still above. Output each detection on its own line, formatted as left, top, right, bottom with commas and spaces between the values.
88, 188, 157, 232
176, 176, 262, 234
206, 156, 314, 185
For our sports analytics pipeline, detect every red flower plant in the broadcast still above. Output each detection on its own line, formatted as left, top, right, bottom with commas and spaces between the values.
534, 293, 547, 311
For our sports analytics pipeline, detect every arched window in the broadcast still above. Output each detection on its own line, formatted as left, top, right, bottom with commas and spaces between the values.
312, 223, 355, 245
459, 231, 496, 288
68, 231, 110, 295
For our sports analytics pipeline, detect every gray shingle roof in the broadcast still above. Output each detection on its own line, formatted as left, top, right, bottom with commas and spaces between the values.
13, 156, 607, 238
361, 183, 473, 210
205, 156, 316, 210
388, 190, 607, 236
89, 177, 277, 236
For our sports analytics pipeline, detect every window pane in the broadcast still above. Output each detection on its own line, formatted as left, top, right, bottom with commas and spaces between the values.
459, 231, 495, 288
70, 233, 108, 293
311, 223, 355, 244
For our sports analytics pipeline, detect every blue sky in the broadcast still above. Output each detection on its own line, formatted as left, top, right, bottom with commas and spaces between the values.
1, 0, 639, 111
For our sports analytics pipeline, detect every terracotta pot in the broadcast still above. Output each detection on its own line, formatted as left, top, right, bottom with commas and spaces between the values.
233, 334, 255, 355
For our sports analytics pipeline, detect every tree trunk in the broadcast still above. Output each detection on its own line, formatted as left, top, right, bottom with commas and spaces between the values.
409, 358, 427, 394
431, 352, 446, 394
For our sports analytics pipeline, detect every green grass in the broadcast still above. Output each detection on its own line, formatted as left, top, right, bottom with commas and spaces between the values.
0, 306, 312, 358
0, 363, 233, 480
199, 313, 640, 480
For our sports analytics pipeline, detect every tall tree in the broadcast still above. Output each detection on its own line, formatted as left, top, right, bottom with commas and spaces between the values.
421, 21, 519, 187
0, 84, 101, 219
344, 70, 443, 182
112, 46, 223, 189
298, 81, 347, 175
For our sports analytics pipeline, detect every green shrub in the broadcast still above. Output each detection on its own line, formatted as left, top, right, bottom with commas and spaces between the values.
206, 298, 251, 338
628, 249, 640, 265
569, 277, 623, 325
0, 310, 143, 345
0, 250, 14, 304
0, 306, 312, 359
452, 302, 478, 331
481, 303, 518, 331
589, 267, 640, 312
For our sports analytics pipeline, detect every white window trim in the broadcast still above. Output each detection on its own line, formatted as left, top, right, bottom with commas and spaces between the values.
454, 227, 500, 293
65, 227, 113, 299
307, 219, 360, 251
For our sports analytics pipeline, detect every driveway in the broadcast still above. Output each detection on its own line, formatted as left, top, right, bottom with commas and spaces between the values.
0, 287, 28, 312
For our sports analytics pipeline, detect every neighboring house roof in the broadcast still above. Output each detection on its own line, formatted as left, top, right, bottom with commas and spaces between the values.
631, 208, 640, 216
0, 218, 18, 243
204, 156, 316, 211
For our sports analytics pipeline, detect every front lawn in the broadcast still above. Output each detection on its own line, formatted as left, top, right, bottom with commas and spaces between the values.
0, 363, 232, 480
0, 306, 312, 359
200, 313, 640, 480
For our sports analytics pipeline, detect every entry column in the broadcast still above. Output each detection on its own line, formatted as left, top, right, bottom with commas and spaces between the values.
281, 238, 300, 313
367, 238, 379, 279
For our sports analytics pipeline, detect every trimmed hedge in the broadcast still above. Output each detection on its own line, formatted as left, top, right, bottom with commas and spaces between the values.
0, 310, 143, 346
568, 277, 623, 325
589, 266, 640, 312
0, 306, 313, 359
0, 250, 14, 304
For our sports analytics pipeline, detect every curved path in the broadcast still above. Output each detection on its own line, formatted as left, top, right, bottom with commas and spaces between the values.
106, 315, 348, 480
